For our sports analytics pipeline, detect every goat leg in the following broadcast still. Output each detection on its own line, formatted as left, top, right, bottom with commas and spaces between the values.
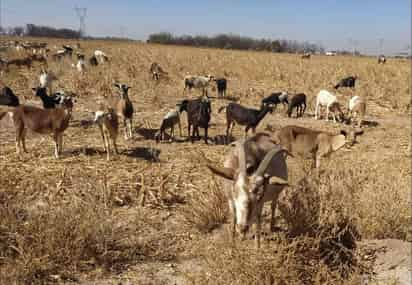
129, 118, 133, 138
53, 133, 59, 159
204, 127, 208, 144
105, 131, 111, 161
270, 200, 277, 232
255, 213, 262, 249
21, 128, 28, 153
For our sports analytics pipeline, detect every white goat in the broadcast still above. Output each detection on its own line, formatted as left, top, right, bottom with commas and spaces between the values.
207, 133, 289, 248
315, 90, 344, 123
94, 50, 109, 63
39, 69, 57, 95
348, 96, 366, 127
76, 54, 86, 74
184, 75, 214, 95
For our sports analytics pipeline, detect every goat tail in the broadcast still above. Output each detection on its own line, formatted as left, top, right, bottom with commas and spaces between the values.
218, 105, 227, 113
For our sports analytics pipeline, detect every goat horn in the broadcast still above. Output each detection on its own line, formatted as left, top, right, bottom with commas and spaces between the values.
206, 164, 235, 181
255, 147, 284, 177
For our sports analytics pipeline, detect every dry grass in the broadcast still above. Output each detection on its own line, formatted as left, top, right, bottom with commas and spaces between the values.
0, 36, 410, 284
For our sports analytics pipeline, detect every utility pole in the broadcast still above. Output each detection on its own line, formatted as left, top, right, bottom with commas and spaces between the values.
0, 0, 3, 34
74, 6, 87, 38
379, 38, 384, 54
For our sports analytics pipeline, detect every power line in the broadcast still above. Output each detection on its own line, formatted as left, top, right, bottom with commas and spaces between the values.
74, 6, 87, 38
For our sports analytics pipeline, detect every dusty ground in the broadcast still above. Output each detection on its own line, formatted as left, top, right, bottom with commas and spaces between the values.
0, 38, 410, 284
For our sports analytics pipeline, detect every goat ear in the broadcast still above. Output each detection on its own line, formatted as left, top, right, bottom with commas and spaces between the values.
340, 130, 347, 137
206, 164, 235, 180
268, 176, 289, 186
114, 83, 120, 89
31, 87, 37, 92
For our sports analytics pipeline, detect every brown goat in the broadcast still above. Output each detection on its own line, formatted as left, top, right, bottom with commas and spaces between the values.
11, 97, 73, 158
106, 83, 134, 139
94, 107, 119, 161
272, 125, 363, 168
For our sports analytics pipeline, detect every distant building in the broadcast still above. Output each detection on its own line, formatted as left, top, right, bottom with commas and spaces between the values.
325, 51, 337, 56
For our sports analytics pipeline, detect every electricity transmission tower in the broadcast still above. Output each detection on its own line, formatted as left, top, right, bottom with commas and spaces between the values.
74, 6, 87, 38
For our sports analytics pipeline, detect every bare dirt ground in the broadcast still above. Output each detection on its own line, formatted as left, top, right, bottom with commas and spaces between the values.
0, 38, 410, 284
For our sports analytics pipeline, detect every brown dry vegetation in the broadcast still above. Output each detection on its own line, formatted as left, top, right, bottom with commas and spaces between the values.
0, 37, 410, 284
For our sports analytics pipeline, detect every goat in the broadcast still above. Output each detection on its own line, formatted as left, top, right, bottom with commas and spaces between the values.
183, 75, 214, 95
315, 90, 345, 123
261, 92, 289, 110
39, 69, 57, 95
301, 52, 311, 59
94, 107, 119, 161
106, 83, 134, 139
214, 78, 227, 98
218, 103, 272, 140
378, 55, 386, 64
8, 96, 74, 158
348, 96, 366, 127
180, 96, 211, 144
94, 50, 109, 63
32, 87, 66, 109
149, 62, 168, 81
272, 125, 364, 168
334, 76, 357, 89
155, 105, 183, 142
76, 53, 86, 74
287, 93, 306, 118
0, 86, 20, 120
207, 133, 290, 248
6, 56, 32, 69
89, 55, 99, 66
62, 45, 73, 57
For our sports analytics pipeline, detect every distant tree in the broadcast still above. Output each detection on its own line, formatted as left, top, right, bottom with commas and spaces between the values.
147, 32, 324, 54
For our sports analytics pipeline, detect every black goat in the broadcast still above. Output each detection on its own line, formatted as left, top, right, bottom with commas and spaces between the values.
287, 93, 306, 118
334, 76, 357, 89
32, 87, 65, 109
218, 103, 272, 140
261, 92, 289, 109
180, 97, 212, 144
0, 86, 20, 120
0, 86, 20, 106
214, 78, 227, 97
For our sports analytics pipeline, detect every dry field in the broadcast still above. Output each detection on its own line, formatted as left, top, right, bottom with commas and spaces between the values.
0, 38, 411, 284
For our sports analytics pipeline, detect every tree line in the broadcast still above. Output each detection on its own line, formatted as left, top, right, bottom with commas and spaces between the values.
147, 32, 324, 53
1, 24, 81, 39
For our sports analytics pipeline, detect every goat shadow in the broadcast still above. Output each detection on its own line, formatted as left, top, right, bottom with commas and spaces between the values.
68, 147, 106, 157
123, 147, 161, 162
212, 135, 236, 145
135, 127, 187, 143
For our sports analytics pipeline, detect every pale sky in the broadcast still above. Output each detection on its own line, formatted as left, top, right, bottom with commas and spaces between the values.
1, 0, 410, 55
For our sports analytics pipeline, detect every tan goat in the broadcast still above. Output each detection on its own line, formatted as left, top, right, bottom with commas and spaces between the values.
94, 107, 119, 161
11, 97, 74, 158
348, 96, 366, 127
107, 83, 134, 139
272, 125, 363, 168
207, 133, 290, 248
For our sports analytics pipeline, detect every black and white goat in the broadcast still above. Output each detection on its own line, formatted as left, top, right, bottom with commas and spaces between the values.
261, 92, 289, 109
